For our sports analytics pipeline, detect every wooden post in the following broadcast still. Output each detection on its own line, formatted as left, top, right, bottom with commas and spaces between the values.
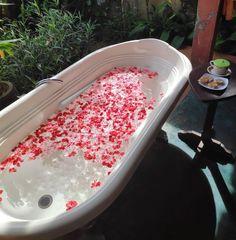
191, 0, 224, 67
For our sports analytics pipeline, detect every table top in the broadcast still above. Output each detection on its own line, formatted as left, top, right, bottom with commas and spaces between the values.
189, 62, 236, 102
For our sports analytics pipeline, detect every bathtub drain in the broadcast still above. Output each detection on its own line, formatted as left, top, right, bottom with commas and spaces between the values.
38, 195, 53, 209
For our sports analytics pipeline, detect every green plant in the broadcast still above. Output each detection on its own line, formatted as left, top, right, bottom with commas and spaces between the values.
0, 39, 19, 57
95, 2, 138, 43
0, 8, 96, 94
57, 0, 101, 20
19, 0, 60, 23
129, 1, 196, 49
215, 17, 236, 55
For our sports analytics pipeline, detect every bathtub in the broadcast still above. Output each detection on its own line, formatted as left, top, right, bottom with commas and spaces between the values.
0, 39, 191, 239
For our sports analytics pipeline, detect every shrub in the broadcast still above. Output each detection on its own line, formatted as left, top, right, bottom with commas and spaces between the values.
215, 17, 236, 55
95, 2, 138, 43
0, 7, 96, 94
129, 1, 196, 49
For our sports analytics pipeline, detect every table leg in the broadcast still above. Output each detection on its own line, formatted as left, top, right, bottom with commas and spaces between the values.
202, 102, 217, 137
178, 102, 234, 165
178, 102, 217, 151
178, 102, 236, 219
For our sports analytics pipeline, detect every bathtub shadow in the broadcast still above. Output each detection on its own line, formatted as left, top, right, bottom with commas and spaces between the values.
94, 142, 216, 240
166, 90, 236, 239
216, 170, 236, 240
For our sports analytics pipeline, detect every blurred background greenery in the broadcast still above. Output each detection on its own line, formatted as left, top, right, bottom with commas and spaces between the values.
0, 0, 235, 95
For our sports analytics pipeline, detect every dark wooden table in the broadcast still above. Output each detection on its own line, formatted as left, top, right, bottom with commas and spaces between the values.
178, 62, 236, 221
189, 62, 236, 102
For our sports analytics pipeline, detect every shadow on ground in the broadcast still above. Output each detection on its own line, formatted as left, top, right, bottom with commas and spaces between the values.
166, 92, 236, 155
95, 142, 216, 240
164, 91, 236, 240
62, 92, 236, 240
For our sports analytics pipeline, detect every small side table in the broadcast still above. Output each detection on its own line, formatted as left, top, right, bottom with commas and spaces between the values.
178, 63, 236, 220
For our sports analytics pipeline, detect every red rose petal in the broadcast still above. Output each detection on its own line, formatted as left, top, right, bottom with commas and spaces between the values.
91, 180, 102, 188
66, 200, 78, 211
1, 67, 158, 186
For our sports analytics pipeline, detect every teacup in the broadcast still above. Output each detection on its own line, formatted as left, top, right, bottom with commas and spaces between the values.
210, 59, 230, 75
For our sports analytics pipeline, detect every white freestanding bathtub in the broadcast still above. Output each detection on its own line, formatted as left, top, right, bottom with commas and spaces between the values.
0, 39, 191, 240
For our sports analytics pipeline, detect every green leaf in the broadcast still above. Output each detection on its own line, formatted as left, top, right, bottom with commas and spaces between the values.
187, 31, 194, 41
167, 13, 176, 22
0, 39, 20, 44
86, 0, 92, 6
128, 22, 148, 38
153, 2, 169, 17
0, 2, 15, 6
214, 34, 227, 50
215, 39, 225, 49
0, 39, 20, 56
160, 31, 170, 42
227, 32, 236, 41
171, 35, 185, 49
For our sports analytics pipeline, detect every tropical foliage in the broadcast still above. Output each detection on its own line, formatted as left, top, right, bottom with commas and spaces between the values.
1, 0, 236, 95
0, 1, 96, 93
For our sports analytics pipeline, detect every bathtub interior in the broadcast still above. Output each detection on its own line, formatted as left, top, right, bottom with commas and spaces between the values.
0, 40, 191, 226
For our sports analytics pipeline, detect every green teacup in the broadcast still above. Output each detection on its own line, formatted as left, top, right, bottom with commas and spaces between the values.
210, 59, 230, 75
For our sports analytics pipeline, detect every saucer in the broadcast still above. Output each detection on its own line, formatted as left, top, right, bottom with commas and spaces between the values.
198, 73, 228, 91
207, 66, 232, 77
